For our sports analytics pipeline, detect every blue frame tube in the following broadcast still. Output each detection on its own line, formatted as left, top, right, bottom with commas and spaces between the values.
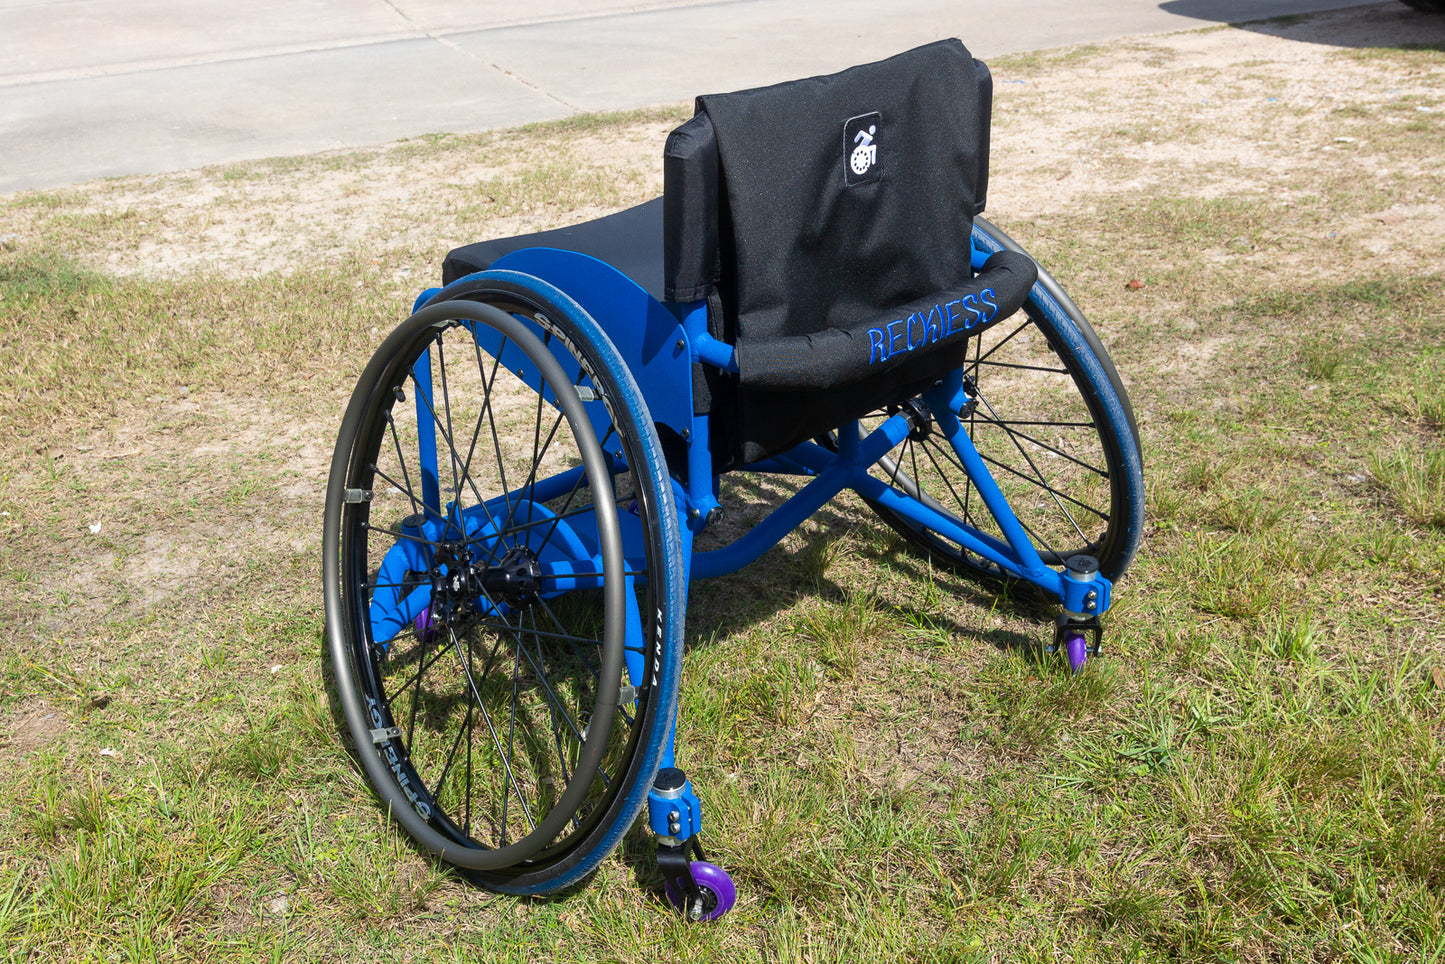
689, 466, 849, 579
680, 303, 724, 528
410, 351, 443, 516
690, 414, 912, 579
739, 456, 817, 477
851, 474, 1022, 575
924, 373, 1056, 585
685, 376, 1101, 609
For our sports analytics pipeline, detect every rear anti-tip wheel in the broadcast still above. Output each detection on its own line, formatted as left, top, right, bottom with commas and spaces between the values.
663, 861, 737, 922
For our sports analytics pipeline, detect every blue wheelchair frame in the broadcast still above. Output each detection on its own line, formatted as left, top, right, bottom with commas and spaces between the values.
376, 221, 1115, 893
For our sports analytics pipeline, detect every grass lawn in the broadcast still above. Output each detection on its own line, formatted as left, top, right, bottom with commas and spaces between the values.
1, 8, 1442, 963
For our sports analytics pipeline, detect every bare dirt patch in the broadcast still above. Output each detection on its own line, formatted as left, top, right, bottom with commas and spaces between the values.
982, 9, 1445, 278
2, 390, 333, 641
1, 112, 678, 280
0, 699, 68, 762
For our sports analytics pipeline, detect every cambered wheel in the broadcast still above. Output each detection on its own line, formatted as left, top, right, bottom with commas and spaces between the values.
323, 275, 684, 894
858, 216, 1144, 585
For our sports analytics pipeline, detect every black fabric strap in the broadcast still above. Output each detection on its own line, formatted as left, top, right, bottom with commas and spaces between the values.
734, 250, 1035, 390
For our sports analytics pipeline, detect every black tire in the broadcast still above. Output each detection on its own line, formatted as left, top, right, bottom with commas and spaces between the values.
323, 276, 684, 893
1400, 0, 1445, 13
858, 220, 1145, 584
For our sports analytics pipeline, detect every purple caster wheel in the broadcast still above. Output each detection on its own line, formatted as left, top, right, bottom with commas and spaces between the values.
663, 861, 736, 922
1064, 632, 1089, 674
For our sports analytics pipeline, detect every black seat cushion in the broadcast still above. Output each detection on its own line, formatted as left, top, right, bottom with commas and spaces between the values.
442, 197, 665, 302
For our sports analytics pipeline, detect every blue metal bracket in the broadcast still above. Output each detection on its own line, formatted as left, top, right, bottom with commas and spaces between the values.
648, 767, 703, 844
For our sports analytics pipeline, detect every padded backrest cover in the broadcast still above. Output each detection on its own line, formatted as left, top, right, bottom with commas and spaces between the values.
665, 39, 1003, 466
698, 39, 991, 346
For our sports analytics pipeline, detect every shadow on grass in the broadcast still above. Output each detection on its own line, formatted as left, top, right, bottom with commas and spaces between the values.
1159, 0, 1445, 50
315, 456, 1078, 904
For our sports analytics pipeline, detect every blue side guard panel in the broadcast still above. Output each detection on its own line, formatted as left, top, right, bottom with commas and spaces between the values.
485, 249, 693, 446
375, 253, 692, 657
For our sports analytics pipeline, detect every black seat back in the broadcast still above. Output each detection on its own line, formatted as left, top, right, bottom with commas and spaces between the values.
664, 40, 1022, 466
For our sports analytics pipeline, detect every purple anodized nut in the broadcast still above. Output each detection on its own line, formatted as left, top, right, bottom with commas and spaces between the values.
412, 604, 440, 643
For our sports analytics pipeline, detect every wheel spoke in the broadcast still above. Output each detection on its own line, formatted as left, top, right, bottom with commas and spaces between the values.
486, 405, 568, 571
474, 618, 604, 651
445, 621, 538, 835
968, 316, 1031, 372
532, 423, 618, 559
380, 416, 446, 531
976, 451, 1109, 523
531, 609, 578, 794
502, 624, 522, 843
409, 352, 505, 536
432, 699, 472, 814
975, 358, 1070, 376
919, 436, 986, 540
969, 409, 1109, 478
437, 337, 461, 509
509, 624, 589, 748
535, 596, 604, 681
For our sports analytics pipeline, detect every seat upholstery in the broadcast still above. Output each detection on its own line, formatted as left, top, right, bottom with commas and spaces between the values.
665, 38, 1037, 464
443, 197, 666, 302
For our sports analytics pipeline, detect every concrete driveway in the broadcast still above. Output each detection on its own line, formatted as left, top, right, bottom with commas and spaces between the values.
0, 0, 1379, 194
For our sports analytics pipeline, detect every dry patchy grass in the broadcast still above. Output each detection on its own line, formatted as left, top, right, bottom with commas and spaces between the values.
1, 7, 1443, 963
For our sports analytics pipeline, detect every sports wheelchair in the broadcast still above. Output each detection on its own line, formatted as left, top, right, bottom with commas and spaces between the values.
323, 39, 1144, 920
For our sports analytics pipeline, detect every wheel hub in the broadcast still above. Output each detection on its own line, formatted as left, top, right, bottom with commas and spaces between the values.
899, 396, 933, 441
428, 542, 545, 624
427, 542, 477, 627
480, 545, 543, 611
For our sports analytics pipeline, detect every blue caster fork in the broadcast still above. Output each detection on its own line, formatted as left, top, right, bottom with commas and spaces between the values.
1053, 555, 1106, 674
649, 768, 737, 921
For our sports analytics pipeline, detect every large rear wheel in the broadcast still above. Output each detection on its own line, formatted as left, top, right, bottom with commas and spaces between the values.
323, 276, 685, 893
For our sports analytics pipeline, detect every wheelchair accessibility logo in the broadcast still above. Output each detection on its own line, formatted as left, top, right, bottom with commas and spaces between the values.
844, 112, 882, 186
